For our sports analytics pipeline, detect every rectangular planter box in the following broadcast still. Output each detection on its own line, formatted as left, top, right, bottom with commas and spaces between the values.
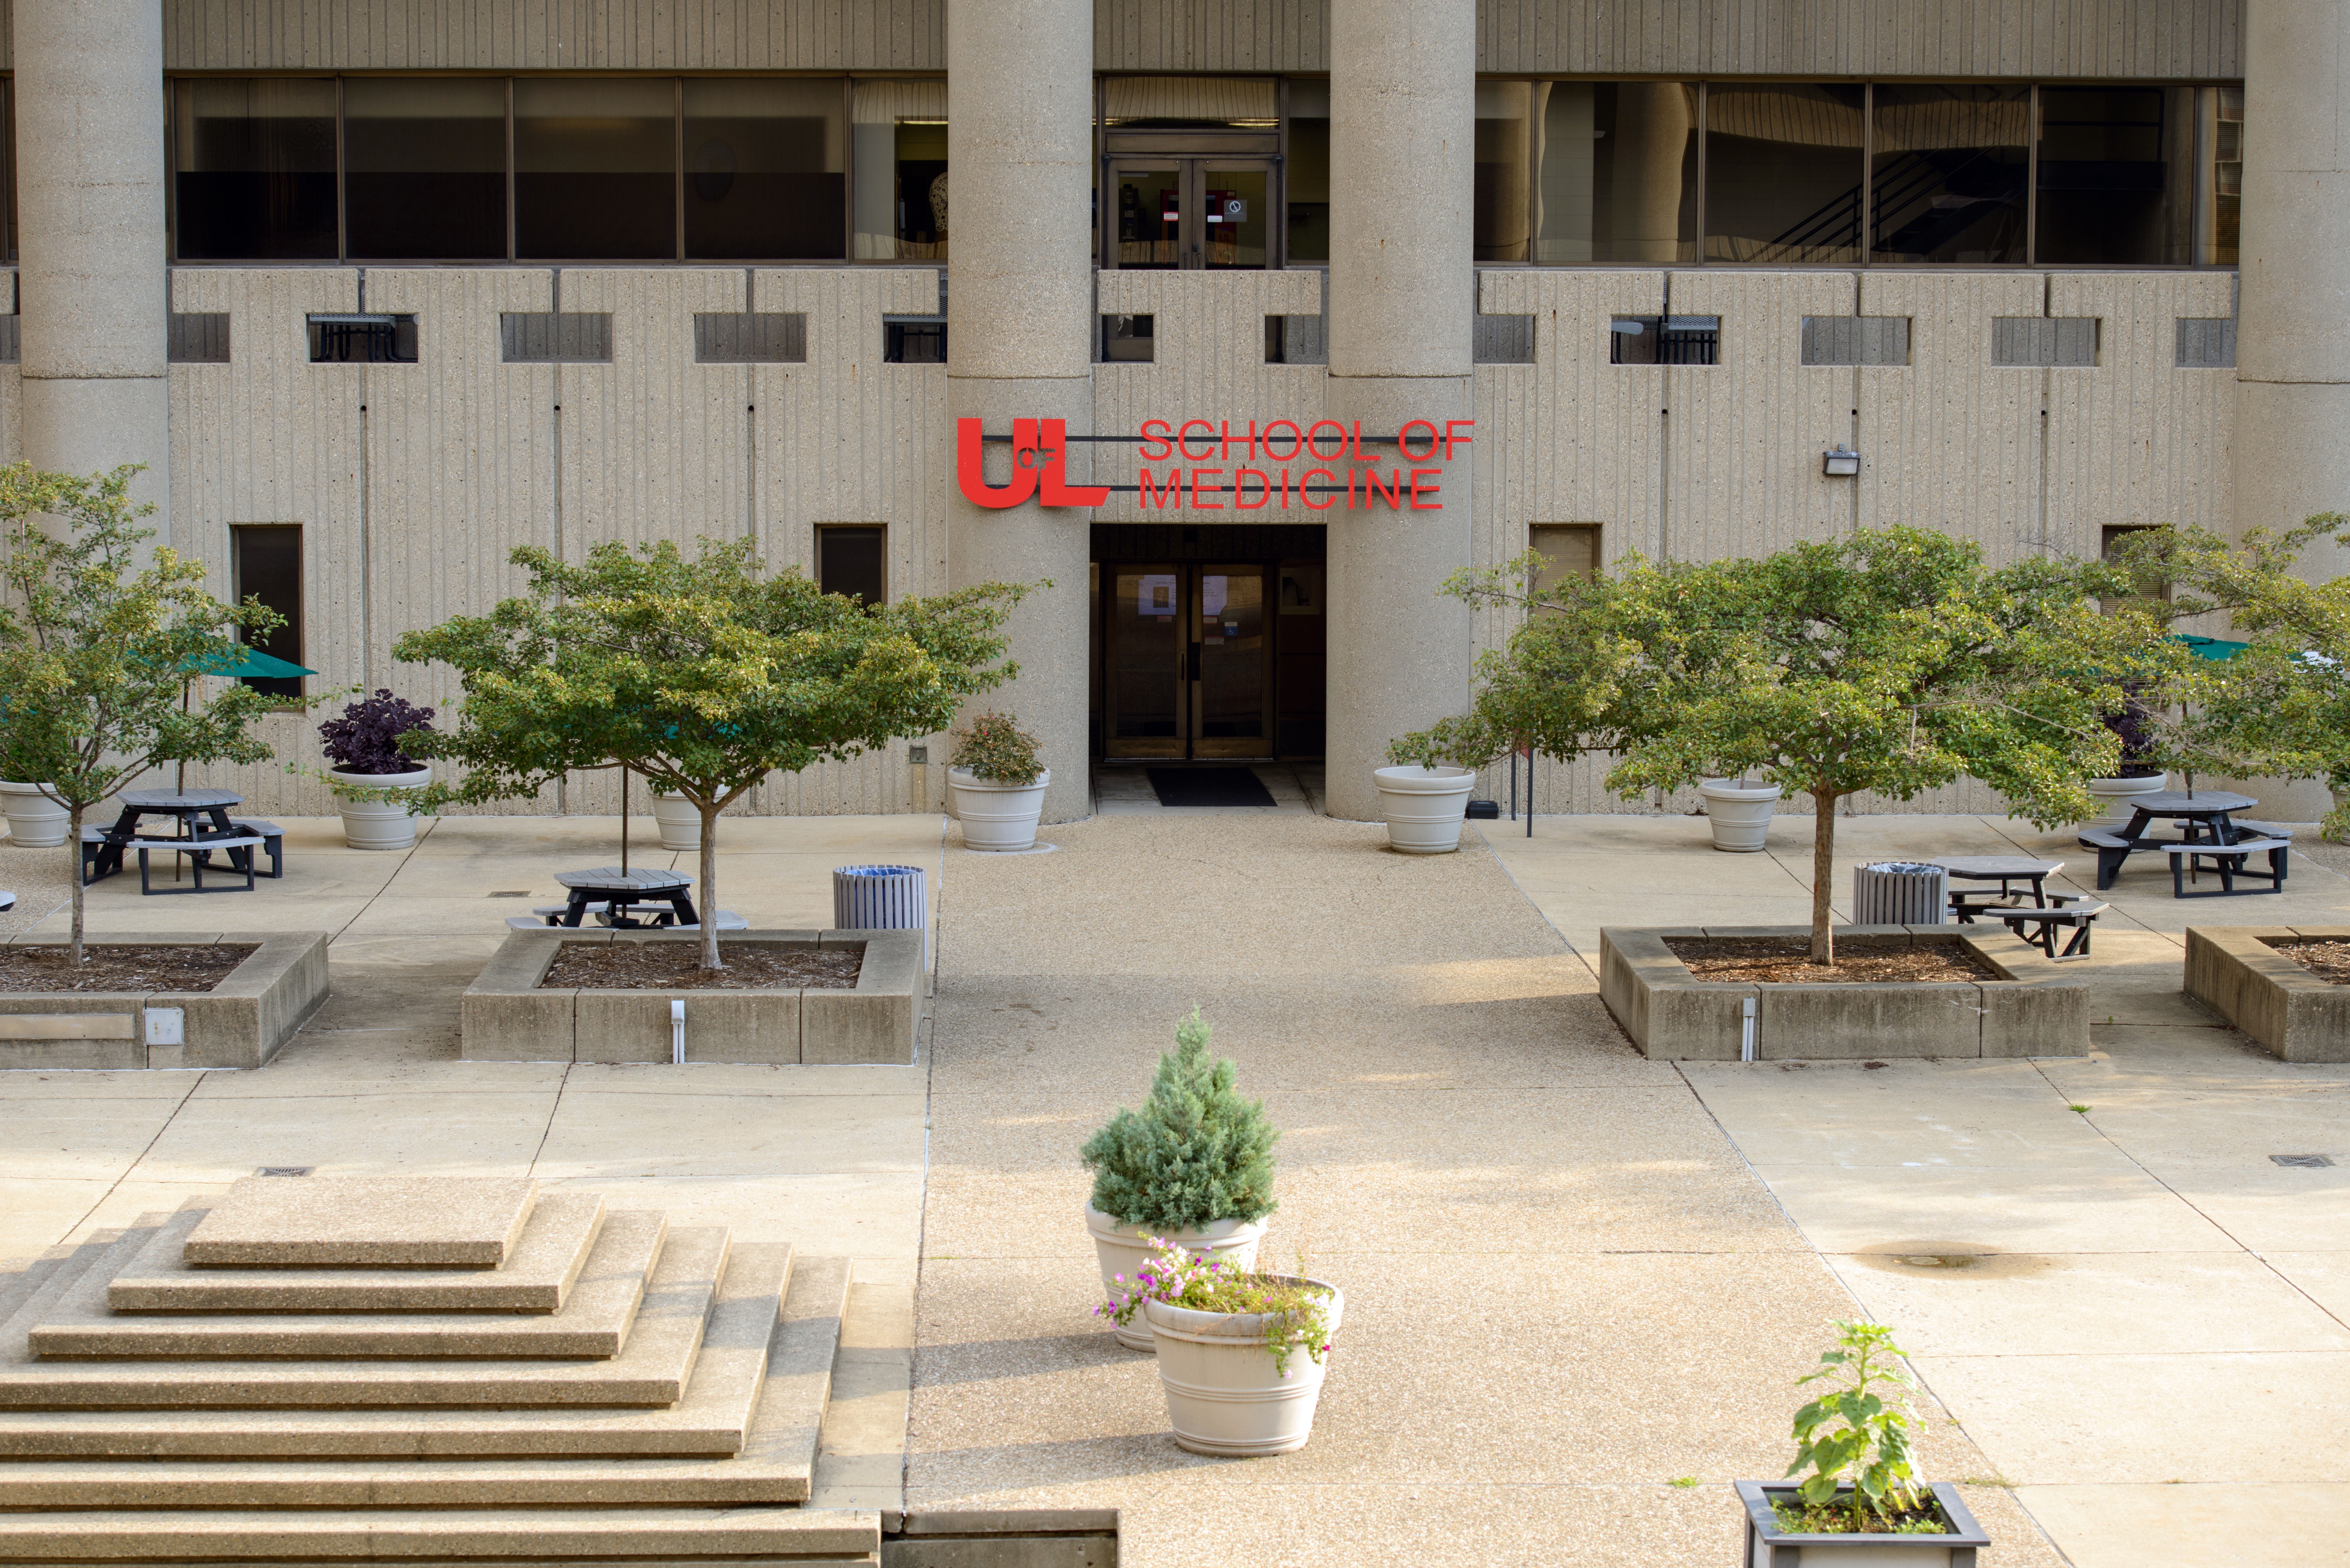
2184, 925, 2350, 1063
1599, 925, 2088, 1061
0, 931, 330, 1070
1737, 1480, 1990, 1566
461, 928, 923, 1066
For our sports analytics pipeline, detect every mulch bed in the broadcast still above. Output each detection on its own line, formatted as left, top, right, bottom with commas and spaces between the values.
2265, 938, 2350, 985
0, 944, 258, 994
540, 942, 864, 991
1665, 936, 1998, 984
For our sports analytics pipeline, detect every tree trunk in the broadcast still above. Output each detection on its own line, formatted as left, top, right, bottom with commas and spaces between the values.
1809, 790, 1839, 966
696, 803, 722, 970
67, 802, 85, 966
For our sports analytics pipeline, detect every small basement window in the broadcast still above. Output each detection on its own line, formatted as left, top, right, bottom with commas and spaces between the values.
171, 313, 232, 364
1611, 315, 1719, 366
816, 525, 886, 607
1102, 313, 1154, 363
1529, 524, 1601, 595
883, 315, 945, 364
307, 313, 417, 364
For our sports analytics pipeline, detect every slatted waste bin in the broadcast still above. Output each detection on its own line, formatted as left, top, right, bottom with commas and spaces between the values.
1852, 861, 1949, 925
833, 864, 928, 966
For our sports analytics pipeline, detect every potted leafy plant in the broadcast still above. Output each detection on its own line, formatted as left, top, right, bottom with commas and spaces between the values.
1101, 1238, 1341, 1456
2087, 686, 2168, 804
948, 711, 1048, 851
1080, 1007, 1278, 1351
319, 689, 436, 849
1736, 1320, 1991, 1563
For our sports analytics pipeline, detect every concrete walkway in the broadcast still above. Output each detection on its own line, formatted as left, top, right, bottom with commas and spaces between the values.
913, 813, 2058, 1565
1483, 812, 2350, 1568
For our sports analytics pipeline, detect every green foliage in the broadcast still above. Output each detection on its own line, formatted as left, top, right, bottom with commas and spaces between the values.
391, 536, 1031, 967
1785, 1321, 1924, 1532
1097, 1240, 1333, 1378
1391, 527, 2179, 962
1080, 1008, 1279, 1230
0, 464, 284, 963
949, 710, 1043, 784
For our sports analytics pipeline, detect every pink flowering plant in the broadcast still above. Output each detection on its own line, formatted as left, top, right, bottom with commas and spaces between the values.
1098, 1237, 1335, 1379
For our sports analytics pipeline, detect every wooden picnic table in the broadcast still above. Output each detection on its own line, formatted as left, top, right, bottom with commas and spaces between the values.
85, 790, 258, 887
545, 867, 701, 929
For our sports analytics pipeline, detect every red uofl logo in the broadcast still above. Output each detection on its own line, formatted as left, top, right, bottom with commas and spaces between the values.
955, 418, 1110, 509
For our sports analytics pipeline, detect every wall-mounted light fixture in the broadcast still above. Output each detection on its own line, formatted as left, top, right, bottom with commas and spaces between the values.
1822, 447, 1861, 477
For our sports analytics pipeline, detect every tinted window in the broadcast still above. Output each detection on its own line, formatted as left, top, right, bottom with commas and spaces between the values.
817, 527, 886, 607
2036, 87, 2195, 265
344, 78, 507, 260
173, 78, 337, 260
1703, 84, 1866, 263
231, 525, 305, 699
515, 78, 675, 260
1871, 85, 2028, 264
1530, 82, 1700, 264
686, 78, 844, 260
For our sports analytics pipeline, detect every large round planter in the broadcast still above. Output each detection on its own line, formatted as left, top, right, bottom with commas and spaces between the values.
1698, 776, 1782, 853
650, 792, 701, 851
0, 782, 70, 849
1374, 765, 1475, 854
1143, 1274, 1344, 1457
950, 767, 1048, 852
328, 765, 431, 851
2088, 772, 2168, 804
1085, 1203, 1265, 1353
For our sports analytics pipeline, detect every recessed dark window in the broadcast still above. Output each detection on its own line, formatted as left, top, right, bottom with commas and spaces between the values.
170, 313, 232, 364
307, 313, 417, 364
816, 526, 886, 607
1705, 83, 1867, 263
231, 525, 304, 698
1611, 315, 1719, 366
1871, 85, 2029, 264
2036, 87, 2196, 265
515, 78, 675, 260
685, 79, 845, 260
883, 316, 945, 364
172, 78, 337, 260
344, 77, 508, 260
694, 313, 807, 364
1102, 314, 1154, 363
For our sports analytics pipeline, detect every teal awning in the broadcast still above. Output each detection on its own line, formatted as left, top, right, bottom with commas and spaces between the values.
2171, 634, 2252, 661
186, 642, 316, 679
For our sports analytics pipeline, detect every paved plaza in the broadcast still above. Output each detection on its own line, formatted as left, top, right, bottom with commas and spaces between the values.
0, 803, 2344, 1565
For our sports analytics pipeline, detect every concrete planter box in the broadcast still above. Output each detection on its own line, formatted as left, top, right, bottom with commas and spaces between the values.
1599, 925, 2088, 1061
1736, 1481, 1990, 1565
462, 928, 923, 1065
2184, 925, 2350, 1063
0, 932, 329, 1070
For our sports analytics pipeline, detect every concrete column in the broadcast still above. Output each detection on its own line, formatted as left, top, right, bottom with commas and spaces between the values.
13, 0, 170, 539
1323, 0, 1475, 822
1610, 83, 1694, 265
945, 0, 1094, 823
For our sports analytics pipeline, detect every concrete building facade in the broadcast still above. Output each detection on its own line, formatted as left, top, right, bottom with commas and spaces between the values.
0, 0, 2306, 820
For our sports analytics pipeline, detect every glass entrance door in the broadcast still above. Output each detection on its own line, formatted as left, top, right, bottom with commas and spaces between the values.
1106, 160, 1275, 269
1102, 564, 1273, 758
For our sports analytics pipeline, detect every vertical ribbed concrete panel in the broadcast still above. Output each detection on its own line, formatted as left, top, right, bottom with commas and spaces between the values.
363, 268, 560, 815
1324, 0, 1475, 822
166, 270, 363, 817
1095, 0, 1328, 71
16, 0, 168, 536
756, 266, 949, 816
1471, 269, 1663, 816
1091, 269, 1326, 524
1661, 270, 1855, 561
947, 0, 1095, 823
2237, 0, 2350, 583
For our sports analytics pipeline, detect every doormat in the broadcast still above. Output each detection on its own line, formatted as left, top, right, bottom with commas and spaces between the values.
1145, 767, 1277, 808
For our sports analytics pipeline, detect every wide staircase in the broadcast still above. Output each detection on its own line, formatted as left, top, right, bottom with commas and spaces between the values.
0, 1177, 876, 1566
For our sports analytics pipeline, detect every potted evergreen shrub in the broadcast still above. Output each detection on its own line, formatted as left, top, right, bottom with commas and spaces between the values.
320, 689, 436, 850
1079, 1007, 1278, 1352
1736, 1320, 1992, 1563
948, 711, 1048, 851
1102, 1238, 1341, 1456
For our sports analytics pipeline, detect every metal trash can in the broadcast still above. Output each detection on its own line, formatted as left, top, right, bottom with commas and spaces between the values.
832, 864, 928, 965
1852, 861, 1949, 925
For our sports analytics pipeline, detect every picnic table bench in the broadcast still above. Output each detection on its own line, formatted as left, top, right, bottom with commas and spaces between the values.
127, 833, 266, 895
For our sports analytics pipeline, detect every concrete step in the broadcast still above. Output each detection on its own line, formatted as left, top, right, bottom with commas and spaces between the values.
33, 1210, 665, 1361
0, 1225, 737, 1410
106, 1193, 605, 1314
0, 1253, 73, 1331
0, 1251, 838, 1506
0, 1506, 880, 1564
181, 1178, 538, 1268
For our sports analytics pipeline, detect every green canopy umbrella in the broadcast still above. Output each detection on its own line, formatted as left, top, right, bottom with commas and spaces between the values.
2168, 634, 2251, 794
184, 643, 316, 680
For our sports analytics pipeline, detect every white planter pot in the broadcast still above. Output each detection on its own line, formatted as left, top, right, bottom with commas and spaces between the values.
329, 765, 431, 851
1085, 1203, 1265, 1353
0, 782, 70, 849
950, 767, 1048, 852
650, 792, 701, 851
1699, 776, 1783, 853
1143, 1274, 1345, 1457
1374, 765, 1476, 854
2087, 772, 2167, 802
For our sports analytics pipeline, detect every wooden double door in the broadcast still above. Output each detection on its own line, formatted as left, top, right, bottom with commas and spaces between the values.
1101, 563, 1272, 759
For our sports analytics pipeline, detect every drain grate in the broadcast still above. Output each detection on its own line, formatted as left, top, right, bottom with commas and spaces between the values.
488, 891, 532, 898
255, 1166, 314, 1177
2270, 1154, 2336, 1168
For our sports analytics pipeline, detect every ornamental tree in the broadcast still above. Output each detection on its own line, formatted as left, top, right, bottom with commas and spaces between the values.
392, 536, 1030, 969
1080, 1007, 1279, 1231
1392, 526, 2179, 964
0, 464, 283, 964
